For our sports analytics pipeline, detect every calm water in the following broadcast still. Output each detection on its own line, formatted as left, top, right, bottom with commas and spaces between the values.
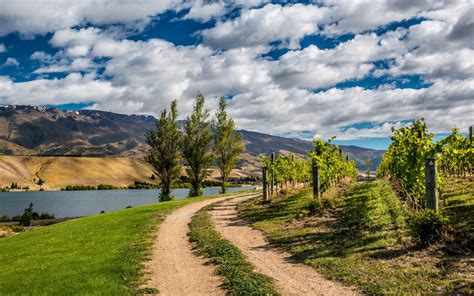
0, 187, 245, 218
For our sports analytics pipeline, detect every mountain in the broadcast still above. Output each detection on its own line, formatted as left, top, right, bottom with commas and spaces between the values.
0, 105, 384, 170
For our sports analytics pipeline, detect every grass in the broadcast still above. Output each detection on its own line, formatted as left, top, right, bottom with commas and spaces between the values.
239, 180, 473, 295
441, 177, 474, 247
189, 203, 278, 296
0, 190, 250, 295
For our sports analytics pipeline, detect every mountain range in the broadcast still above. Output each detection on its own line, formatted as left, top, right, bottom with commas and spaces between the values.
0, 105, 384, 171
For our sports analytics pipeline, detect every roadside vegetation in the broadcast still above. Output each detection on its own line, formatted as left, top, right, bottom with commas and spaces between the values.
239, 179, 473, 295
190, 204, 278, 296
0, 191, 247, 295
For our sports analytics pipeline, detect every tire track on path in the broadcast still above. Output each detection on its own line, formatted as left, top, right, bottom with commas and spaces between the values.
210, 195, 360, 296
144, 193, 259, 295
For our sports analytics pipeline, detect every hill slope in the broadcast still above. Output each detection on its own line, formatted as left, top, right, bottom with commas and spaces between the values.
0, 156, 156, 190
0, 105, 384, 171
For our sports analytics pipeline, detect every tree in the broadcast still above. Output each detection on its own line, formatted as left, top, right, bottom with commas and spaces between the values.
20, 203, 34, 226
182, 93, 213, 197
146, 100, 183, 201
365, 158, 373, 181
212, 97, 245, 193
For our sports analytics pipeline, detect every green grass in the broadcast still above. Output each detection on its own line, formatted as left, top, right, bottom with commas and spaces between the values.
0, 190, 251, 295
441, 177, 474, 246
189, 204, 278, 296
239, 180, 472, 295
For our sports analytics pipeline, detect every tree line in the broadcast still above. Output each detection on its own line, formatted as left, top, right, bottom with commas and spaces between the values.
145, 93, 245, 201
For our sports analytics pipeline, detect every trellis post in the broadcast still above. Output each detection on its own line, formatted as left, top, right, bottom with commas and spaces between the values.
270, 152, 275, 197
262, 167, 268, 202
312, 160, 320, 200
425, 158, 438, 210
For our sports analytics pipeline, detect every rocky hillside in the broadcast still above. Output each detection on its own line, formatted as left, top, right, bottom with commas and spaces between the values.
0, 105, 384, 170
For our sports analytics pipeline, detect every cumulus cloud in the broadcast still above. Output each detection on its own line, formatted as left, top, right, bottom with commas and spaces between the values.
0, 0, 181, 37
3, 57, 19, 67
202, 3, 328, 49
0, 0, 472, 140
0, 43, 5, 52
183, 1, 226, 22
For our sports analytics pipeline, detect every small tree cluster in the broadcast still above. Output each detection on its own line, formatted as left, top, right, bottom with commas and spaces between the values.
146, 94, 244, 201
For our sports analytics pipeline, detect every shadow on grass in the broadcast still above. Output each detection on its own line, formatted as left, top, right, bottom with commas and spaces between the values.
241, 182, 412, 262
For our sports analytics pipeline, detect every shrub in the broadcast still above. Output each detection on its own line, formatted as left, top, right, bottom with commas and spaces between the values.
20, 203, 34, 226
408, 210, 449, 246
308, 200, 322, 215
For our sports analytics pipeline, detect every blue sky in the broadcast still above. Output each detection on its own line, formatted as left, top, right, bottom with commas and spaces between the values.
0, 0, 472, 150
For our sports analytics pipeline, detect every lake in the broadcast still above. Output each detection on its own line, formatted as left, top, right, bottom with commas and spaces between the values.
0, 187, 246, 218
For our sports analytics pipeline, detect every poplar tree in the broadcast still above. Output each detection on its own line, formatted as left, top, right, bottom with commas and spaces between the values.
212, 97, 245, 193
146, 100, 182, 201
182, 93, 213, 197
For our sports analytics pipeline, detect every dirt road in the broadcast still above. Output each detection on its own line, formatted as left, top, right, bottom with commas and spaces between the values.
144, 193, 258, 295
210, 195, 360, 296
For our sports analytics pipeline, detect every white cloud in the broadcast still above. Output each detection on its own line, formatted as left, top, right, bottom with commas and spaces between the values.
202, 3, 328, 49
0, 0, 472, 140
3, 57, 19, 67
0, 0, 181, 37
321, 0, 445, 36
183, 1, 226, 22
0, 44, 5, 53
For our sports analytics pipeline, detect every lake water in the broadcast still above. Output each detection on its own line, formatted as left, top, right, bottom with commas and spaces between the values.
0, 187, 246, 218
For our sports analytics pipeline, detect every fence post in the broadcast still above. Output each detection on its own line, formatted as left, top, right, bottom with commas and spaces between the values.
470, 126, 473, 146
425, 158, 438, 210
262, 167, 268, 202
312, 160, 320, 200
270, 153, 275, 197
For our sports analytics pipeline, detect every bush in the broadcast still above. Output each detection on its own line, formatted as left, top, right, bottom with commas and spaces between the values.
308, 200, 322, 215
408, 210, 449, 246
20, 203, 34, 226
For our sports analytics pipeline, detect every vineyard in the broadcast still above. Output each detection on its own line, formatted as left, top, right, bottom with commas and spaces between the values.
240, 121, 473, 294
261, 137, 358, 199
377, 119, 473, 209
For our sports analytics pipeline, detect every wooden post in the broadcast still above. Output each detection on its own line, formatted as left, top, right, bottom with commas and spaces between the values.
470, 126, 473, 146
262, 167, 268, 202
425, 158, 438, 210
312, 160, 320, 200
270, 153, 275, 197
346, 155, 349, 161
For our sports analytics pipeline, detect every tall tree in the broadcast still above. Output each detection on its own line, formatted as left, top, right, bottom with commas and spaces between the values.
146, 100, 182, 201
365, 157, 373, 181
212, 97, 245, 193
182, 93, 213, 197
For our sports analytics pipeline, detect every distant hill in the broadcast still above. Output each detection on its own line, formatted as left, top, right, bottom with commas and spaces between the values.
0, 105, 384, 171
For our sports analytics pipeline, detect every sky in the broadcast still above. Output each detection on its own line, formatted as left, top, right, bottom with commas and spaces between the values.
0, 0, 472, 150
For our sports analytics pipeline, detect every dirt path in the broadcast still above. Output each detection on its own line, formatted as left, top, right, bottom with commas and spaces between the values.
144, 193, 259, 296
210, 195, 360, 296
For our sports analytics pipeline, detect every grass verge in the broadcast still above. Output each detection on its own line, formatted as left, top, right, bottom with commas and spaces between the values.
189, 203, 279, 296
239, 180, 473, 295
0, 190, 251, 295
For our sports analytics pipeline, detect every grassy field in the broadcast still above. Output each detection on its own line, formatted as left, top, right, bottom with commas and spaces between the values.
0, 191, 248, 295
189, 204, 278, 296
239, 180, 473, 295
